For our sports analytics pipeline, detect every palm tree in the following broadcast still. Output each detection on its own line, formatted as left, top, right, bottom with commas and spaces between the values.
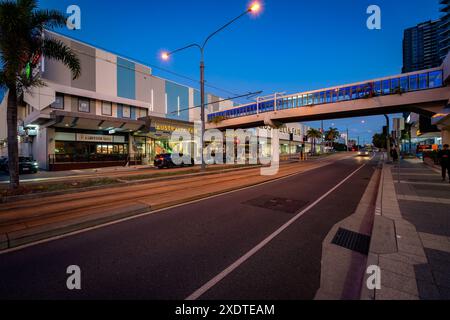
324, 127, 340, 149
307, 128, 322, 155
0, 0, 81, 189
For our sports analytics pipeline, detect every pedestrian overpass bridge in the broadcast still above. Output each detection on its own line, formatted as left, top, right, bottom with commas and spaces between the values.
207, 67, 450, 132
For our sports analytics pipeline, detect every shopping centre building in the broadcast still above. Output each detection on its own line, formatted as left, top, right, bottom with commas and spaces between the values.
0, 31, 308, 170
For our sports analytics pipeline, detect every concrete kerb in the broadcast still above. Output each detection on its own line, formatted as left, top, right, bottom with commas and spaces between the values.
315, 157, 381, 300
361, 161, 428, 300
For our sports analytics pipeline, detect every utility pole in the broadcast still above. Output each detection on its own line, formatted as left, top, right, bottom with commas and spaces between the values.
384, 114, 391, 162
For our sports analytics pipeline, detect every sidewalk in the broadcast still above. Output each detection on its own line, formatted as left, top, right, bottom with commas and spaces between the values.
363, 158, 450, 300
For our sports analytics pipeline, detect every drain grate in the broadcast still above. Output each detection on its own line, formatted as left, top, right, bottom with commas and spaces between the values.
332, 228, 371, 255
243, 195, 308, 214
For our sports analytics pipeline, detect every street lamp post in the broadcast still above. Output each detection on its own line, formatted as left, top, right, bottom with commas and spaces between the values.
161, 2, 261, 171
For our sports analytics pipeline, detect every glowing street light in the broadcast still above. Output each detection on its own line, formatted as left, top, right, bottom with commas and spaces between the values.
161, 52, 170, 61
160, 4, 262, 171
249, 2, 261, 13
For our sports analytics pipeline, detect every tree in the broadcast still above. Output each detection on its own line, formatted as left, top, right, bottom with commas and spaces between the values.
0, 0, 81, 189
307, 128, 322, 155
372, 133, 387, 149
324, 127, 340, 148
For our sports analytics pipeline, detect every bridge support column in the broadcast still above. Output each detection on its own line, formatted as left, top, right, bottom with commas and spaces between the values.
271, 128, 280, 166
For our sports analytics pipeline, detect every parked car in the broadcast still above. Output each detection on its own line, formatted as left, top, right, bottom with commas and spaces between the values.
154, 154, 194, 169
2, 157, 39, 174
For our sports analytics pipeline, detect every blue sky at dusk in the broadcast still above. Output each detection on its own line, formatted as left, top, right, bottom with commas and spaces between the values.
37, 0, 441, 143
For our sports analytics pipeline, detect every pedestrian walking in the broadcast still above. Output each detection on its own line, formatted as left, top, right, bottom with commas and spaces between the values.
391, 147, 399, 162
438, 144, 450, 182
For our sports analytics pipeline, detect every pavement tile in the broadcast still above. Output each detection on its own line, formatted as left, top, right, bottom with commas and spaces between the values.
381, 269, 419, 296
396, 235, 423, 248
419, 233, 450, 244
397, 241, 427, 258
382, 252, 428, 265
421, 239, 450, 253
379, 256, 433, 282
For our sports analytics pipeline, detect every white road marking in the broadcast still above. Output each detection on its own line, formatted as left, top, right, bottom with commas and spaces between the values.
0, 155, 366, 255
185, 162, 369, 300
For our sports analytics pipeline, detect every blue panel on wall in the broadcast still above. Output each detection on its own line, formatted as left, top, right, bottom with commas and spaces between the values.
165, 81, 189, 121
117, 104, 123, 118
131, 107, 136, 120
117, 57, 136, 100
194, 90, 200, 108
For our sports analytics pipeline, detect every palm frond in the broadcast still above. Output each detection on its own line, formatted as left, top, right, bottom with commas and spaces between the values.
32, 9, 66, 30
42, 38, 81, 79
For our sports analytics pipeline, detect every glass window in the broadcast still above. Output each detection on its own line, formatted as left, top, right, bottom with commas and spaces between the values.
139, 108, 149, 118
78, 98, 90, 113
313, 93, 319, 104
418, 73, 428, 89
122, 105, 131, 118
409, 75, 418, 91
102, 101, 112, 116
319, 92, 324, 104
326, 91, 332, 103
307, 94, 313, 105
332, 90, 338, 103
400, 77, 408, 91
374, 81, 382, 95
391, 78, 400, 93
344, 87, 351, 100
292, 97, 297, 108
429, 71, 443, 88
338, 89, 345, 101
51, 94, 64, 109
382, 80, 390, 95
351, 86, 358, 99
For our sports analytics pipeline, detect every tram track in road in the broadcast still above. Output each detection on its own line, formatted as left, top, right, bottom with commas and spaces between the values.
0, 154, 350, 236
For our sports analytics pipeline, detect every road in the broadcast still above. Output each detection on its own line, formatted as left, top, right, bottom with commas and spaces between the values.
0, 154, 379, 300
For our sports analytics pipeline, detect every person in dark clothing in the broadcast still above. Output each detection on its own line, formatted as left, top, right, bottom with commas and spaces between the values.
391, 147, 399, 162
438, 144, 450, 182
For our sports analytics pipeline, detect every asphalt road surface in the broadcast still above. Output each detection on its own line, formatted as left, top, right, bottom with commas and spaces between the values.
0, 154, 379, 300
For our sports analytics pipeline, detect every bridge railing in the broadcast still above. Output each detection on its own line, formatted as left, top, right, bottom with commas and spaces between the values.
207, 69, 444, 123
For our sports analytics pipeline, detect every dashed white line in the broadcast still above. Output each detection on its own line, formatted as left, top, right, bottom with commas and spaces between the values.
185, 162, 369, 300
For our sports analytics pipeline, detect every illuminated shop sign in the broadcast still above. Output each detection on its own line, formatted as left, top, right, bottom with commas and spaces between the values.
153, 122, 194, 134
76, 134, 114, 143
